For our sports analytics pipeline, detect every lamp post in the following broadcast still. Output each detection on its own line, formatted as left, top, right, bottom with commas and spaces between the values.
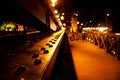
106, 13, 109, 27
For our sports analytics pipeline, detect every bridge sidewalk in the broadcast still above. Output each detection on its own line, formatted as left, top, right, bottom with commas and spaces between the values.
69, 40, 120, 80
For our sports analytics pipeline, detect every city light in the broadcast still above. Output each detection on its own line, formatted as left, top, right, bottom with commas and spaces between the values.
51, 3, 55, 7
51, 0, 57, 3
107, 13, 110, 16
54, 10, 58, 14
60, 16, 64, 20
56, 15, 59, 18
83, 27, 110, 33
51, 0, 57, 7
77, 21, 79, 24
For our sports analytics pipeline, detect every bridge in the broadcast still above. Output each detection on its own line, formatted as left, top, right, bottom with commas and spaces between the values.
0, 0, 120, 80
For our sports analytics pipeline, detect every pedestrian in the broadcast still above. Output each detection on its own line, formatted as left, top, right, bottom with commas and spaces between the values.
78, 26, 82, 40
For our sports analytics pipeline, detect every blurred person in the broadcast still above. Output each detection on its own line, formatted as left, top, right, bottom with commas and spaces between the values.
69, 26, 78, 41
77, 26, 82, 40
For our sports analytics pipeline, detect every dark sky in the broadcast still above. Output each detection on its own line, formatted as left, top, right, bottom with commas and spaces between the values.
61, 0, 115, 18
58, 0, 120, 32
0, 0, 119, 32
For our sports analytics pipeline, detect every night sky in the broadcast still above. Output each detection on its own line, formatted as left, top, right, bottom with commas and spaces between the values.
0, 0, 120, 32
59, 0, 120, 32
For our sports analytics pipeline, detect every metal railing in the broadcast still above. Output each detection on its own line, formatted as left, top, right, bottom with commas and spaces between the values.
83, 27, 120, 60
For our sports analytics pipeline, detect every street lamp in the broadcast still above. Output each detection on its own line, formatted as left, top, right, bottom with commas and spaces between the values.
106, 13, 109, 27
50, 0, 57, 7
60, 16, 64, 20
54, 10, 58, 14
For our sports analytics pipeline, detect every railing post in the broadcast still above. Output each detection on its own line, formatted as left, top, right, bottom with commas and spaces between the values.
115, 38, 120, 60
105, 35, 111, 53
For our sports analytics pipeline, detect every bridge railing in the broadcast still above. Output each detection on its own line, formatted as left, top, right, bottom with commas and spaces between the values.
83, 27, 120, 60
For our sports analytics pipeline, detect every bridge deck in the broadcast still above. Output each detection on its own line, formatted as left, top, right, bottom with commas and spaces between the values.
1, 31, 120, 80
69, 39, 120, 80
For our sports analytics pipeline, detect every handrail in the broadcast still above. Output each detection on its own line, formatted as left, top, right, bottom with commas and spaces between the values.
40, 29, 65, 80
85, 30, 120, 60
0, 29, 65, 80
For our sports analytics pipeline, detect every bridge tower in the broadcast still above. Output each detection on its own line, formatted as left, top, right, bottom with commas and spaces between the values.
70, 14, 78, 33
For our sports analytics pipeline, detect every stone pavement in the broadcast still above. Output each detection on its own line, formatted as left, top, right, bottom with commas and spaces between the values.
69, 40, 120, 80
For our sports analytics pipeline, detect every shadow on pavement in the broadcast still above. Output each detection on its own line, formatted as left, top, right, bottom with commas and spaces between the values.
50, 33, 77, 80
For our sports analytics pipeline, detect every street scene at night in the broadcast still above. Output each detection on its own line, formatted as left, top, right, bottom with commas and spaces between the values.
0, 0, 120, 80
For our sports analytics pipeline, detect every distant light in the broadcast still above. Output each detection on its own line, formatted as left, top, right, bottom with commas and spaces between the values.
60, 16, 64, 20
81, 23, 83, 25
63, 23, 66, 26
98, 27, 108, 32
107, 13, 110, 16
90, 20, 92, 23
111, 50, 116, 55
91, 40, 94, 43
61, 27, 65, 30
98, 24, 100, 26
56, 15, 59, 18
76, 13, 78, 16
62, 13, 65, 15
54, 10, 58, 14
115, 33, 120, 35
51, 3, 55, 7
58, 18, 60, 21
51, 0, 57, 3
77, 21, 79, 24
58, 21, 62, 26
20, 78, 25, 80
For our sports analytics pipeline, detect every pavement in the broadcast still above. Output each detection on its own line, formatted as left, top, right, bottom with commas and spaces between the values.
69, 39, 120, 80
